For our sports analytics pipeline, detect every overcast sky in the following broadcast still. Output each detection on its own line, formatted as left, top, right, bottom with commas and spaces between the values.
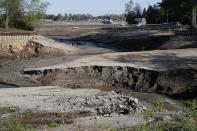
43, 0, 161, 16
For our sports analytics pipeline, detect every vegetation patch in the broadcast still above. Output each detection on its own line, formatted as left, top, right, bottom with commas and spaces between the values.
0, 118, 34, 131
134, 99, 197, 131
153, 99, 165, 112
48, 121, 57, 128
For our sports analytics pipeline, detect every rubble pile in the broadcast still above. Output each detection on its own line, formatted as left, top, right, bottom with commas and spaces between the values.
56, 91, 146, 117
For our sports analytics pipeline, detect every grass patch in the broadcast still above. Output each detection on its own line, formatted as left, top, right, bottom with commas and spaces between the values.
153, 99, 165, 112
187, 99, 197, 109
48, 121, 57, 128
135, 113, 197, 131
134, 99, 197, 131
180, 25, 190, 28
144, 110, 154, 120
0, 118, 34, 131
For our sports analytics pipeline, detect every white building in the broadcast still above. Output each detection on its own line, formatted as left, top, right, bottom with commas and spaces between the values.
134, 18, 146, 26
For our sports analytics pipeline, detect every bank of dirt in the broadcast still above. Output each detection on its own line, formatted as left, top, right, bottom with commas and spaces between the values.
23, 66, 197, 99
0, 38, 80, 58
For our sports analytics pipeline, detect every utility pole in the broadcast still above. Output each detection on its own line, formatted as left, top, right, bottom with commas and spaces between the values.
192, 7, 197, 28
167, 13, 168, 24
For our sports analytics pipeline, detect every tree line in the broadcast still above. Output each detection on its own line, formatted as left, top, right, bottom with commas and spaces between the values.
0, 0, 49, 30
125, 0, 197, 28
45, 13, 126, 21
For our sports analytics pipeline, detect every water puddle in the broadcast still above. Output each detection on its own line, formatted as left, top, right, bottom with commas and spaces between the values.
62, 40, 110, 48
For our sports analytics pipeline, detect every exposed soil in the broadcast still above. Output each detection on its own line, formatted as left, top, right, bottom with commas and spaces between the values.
0, 86, 182, 130
37, 24, 197, 52
0, 23, 196, 129
23, 66, 197, 99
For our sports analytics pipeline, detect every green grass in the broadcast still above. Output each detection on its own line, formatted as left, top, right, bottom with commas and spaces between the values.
48, 121, 57, 128
133, 99, 197, 131
187, 99, 197, 109
144, 110, 154, 120
180, 25, 190, 28
0, 118, 34, 131
153, 99, 165, 112
134, 112, 197, 131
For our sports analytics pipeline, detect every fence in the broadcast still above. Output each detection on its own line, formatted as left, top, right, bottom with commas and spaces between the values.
0, 33, 39, 42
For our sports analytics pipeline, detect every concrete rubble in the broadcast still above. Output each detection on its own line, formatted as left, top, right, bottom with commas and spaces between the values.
56, 91, 146, 117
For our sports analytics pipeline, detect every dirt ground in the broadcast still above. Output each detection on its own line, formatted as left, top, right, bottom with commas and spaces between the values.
37, 23, 197, 51
0, 22, 196, 130
0, 86, 182, 130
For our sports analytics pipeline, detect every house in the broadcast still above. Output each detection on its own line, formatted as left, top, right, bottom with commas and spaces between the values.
134, 18, 146, 26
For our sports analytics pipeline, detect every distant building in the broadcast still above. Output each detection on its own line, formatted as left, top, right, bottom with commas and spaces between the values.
134, 18, 146, 26
42, 19, 53, 22
102, 19, 113, 24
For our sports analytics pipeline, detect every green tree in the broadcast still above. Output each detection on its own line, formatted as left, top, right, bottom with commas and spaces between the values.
159, 0, 197, 28
125, 1, 143, 24
0, 0, 49, 30
68, 13, 72, 21
56, 13, 63, 21
125, 0, 134, 24
146, 4, 162, 24
64, 13, 68, 21
142, 8, 147, 18
46, 14, 56, 21
0, 0, 24, 29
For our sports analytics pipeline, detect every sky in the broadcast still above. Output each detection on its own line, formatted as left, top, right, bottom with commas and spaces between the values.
43, 0, 161, 16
